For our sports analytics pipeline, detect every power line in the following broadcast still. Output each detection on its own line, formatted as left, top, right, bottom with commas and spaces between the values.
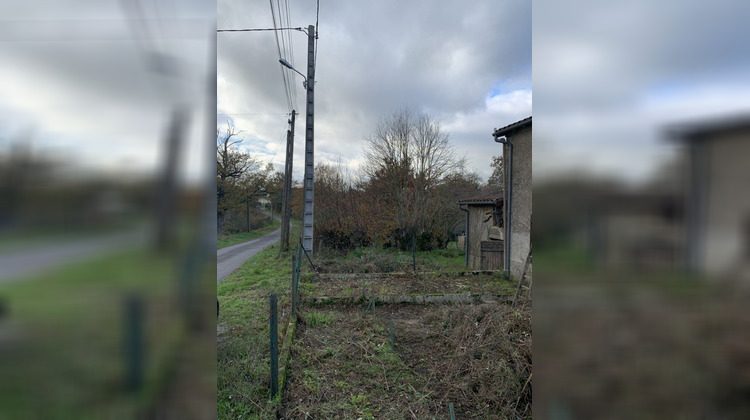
282, 0, 297, 110
269, 125, 288, 164
314, 0, 319, 75
277, 0, 295, 109
217, 113, 291, 116
270, 0, 292, 112
270, 0, 294, 113
217, 27, 303, 33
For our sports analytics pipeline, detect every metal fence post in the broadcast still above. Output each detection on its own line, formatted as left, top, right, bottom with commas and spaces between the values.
270, 294, 279, 398
124, 293, 143, 392
389, 319, 394, 349
296, 245, 303, 311
291, 256, 297, 314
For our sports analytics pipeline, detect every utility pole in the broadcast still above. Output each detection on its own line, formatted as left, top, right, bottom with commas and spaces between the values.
301, 24, 315, 253
155, 105, 187, 252
280, 110, 295, 252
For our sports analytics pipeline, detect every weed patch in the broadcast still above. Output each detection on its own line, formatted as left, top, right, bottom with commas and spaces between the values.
281, 303, 531, 419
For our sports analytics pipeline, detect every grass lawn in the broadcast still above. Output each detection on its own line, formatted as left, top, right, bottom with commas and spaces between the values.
0, 216, 148, 252
217, 219, 281, 250
217, 221, 302, 419
0, 246, 203, 418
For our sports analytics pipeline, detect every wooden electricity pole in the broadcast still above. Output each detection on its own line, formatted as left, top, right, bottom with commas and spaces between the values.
280, 110, 295, 251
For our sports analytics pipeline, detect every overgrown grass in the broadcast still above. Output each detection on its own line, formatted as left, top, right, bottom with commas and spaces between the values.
217, 218, 281, 249
534, 240, 707, 296
282, 303, 531, 419
0, 247, 191, 418
283, 307, 416, 419
217, 221, 303, 419
314, 241, 465, 274
535, 275, 750, 418
217, 233, 508, 418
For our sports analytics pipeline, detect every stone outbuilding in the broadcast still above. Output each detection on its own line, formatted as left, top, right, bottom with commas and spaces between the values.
669, 116, 750, 278
493, 117, 532, 280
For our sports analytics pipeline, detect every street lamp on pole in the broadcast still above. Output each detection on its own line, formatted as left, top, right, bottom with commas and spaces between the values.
279, 59, 308, 88
279, 24, 316, 254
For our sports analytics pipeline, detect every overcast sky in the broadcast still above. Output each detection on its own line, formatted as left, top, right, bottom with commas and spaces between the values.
533, 0, 750, 185
6, 2, 746, 189
0, 0, 214, 183
217, 0, 531, 183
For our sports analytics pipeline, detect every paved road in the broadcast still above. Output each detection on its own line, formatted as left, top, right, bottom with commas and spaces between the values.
0, 229, 146, 284
217, 227, 281, 282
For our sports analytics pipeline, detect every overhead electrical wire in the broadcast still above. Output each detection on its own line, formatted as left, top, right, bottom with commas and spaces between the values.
217, 1, 315, 143
277, 0, 295, 110
271, 0, 291, 112
281, 0, 298, 111
270, 0, 294, 113
217, 113, 291, 117
216, 27, 303, 33
269, 125, 289, 164
314, 0, 319, 74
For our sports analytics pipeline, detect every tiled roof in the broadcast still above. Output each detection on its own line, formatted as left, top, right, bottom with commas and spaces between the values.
666, 114, 750, 142
458, 197, 503, 204
493, 116, 532, 137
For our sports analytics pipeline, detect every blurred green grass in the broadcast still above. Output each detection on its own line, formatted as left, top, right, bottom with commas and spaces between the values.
0, 247, 191, 418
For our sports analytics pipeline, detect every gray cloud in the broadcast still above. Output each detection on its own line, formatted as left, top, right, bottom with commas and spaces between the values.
218, 0, 531, 182
534, 0, 750, 183
0, 1, 214, 181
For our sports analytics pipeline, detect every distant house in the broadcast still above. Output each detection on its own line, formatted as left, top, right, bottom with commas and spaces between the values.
669, 116, 750, 278
257, 195, 271, 208
458, 197, 504, 270
493, 117, 532, 279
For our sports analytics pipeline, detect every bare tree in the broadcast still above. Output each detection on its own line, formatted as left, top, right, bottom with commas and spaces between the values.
362, 108, 465, 249
412, 113, 464, 233
217, 123, 257, 234
487, 155, 504, 189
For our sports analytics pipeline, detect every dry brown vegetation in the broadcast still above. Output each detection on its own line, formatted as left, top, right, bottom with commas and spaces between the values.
282, 302, 531, 419
535, 279, 750, 419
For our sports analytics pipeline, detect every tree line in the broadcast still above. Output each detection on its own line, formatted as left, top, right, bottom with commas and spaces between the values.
295, 108, 503, 252
217, 108, 503, 247
217, 125, 283, 235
